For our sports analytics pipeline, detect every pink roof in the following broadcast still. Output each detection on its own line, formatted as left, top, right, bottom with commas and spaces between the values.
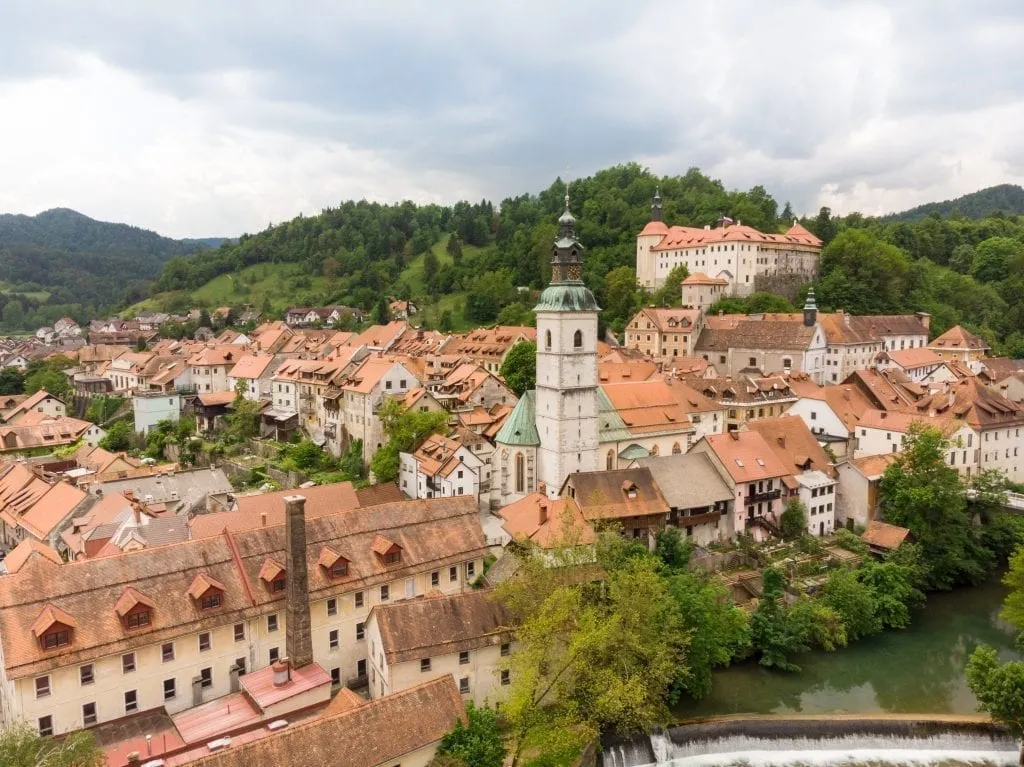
682, 272, 729, 285
639, 220, 670, 237
228, 354, 276, 380
651, 222, 822, 252
703, 431, 790, 483
885, 348, 944, 370
172, 691, 262, 744
240, 662, 332, 710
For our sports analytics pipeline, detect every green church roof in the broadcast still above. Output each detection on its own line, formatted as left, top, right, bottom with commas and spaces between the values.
618, 443, 651, 460
596, 387, 631, 443
534, 284, 601, 313
494, 390, 540, 446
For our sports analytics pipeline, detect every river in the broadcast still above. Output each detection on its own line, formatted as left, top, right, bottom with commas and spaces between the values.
674, 574, 1021, 719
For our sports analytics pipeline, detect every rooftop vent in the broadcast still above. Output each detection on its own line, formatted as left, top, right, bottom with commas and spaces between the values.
206, 737, 232, 752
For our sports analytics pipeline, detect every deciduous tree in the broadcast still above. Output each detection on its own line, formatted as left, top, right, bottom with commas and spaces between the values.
499, 341, 536, 397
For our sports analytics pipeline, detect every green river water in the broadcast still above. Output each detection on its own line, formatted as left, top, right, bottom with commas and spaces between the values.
674, 574, 1022, 719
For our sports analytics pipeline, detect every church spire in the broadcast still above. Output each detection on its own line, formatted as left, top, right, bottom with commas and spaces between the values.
651, 187, 663, 222
551, 181, 583, 284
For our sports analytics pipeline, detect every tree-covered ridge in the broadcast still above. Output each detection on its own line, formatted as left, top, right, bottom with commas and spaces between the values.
0, 207, 217, 327
882, 184, 1024, 222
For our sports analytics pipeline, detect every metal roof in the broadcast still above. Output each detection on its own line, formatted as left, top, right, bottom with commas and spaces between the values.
494, 390, 540, 446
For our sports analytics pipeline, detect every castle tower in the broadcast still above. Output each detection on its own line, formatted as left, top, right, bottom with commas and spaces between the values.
534, 187, 600, 499
636, 188, 670, 289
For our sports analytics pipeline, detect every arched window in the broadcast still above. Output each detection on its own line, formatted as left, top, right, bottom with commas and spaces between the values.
650, 444, 659, 456
515, 453, 525, 494
573, 329, 583, 348
606, 449, 614, 471
545, 330, 552, 350
672, 442, 682, 454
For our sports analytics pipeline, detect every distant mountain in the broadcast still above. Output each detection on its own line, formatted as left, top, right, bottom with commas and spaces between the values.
0, 208, 224, 326
883, 184, 1024, 221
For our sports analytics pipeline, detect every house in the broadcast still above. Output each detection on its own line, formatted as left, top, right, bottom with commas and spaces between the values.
174, 676, 465, 767
629, 453, 733, 545
747, 415, 838, 537
0, 494, 487, 735
0, 389, 67, 424
226, 353, 279, 401
433, 362, 517, 412
928, 325, 990, 367
365, 590, 511, 706
785, 378, 874, 459
187, 346, 242, 393
340, 357, 421, 464
388, 299, 418, 319
192, 391, 237, 432
681, 272, 729, 311
560, 468, 671, 544
0, 416, 105, 454
83, 467, 234, 517
835, 453, 898, 529
636, 190, 821, 294
694, 294, 827, 383
0, 463, 90, 549
338, 321, 409, 354
499, 492, 596, 549
691, 373, 796, 433
399, 433, 485, 504
622, 307, 703, 359
861, 520, 911, 555
443, 326, 537, 374
132, 390, 181, 434
877, 348, 956, 383
816, 312, 930, 383
690, 431, 790, 540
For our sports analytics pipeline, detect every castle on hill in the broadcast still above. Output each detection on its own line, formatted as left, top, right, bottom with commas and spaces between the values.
635, 190, 822, 296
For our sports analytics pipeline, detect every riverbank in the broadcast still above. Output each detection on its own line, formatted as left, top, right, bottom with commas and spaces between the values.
674, 574, 1020, 719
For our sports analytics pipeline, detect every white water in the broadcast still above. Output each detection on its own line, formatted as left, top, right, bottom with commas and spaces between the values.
602, 732, 1019, 767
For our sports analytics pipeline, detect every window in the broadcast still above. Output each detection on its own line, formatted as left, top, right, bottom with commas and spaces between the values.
431, 571, 440, 587
357, 658, 367, 678
606, 449, 614, 471
501, 643, 511, 657
124, 690, 138, 713
327, 598, 338, 616
199, 667, 212, 689
545, 330, 552, 349
749, 357, 757, 367
162, 642, 175, 662
331, 667, 341, 687
83, 702, 97, 726
466, 561, 476, 579
234, 622, 245, 642
383, 550, 400, 566
199, 632, 211, 652
38, 716, 53, 737
267, 614, 279, 632
399, 379, 407, 389
459, 676, 470, 694
35, 675, 51, 698
42, 629, 70, 649
269, 647, 280, 664
164, 678, 176, 700
450, 566, 458, 582
380, 584, 390, 602
235, 657, 247, 676
420, 658, 431, 672
459, 651, 470, 665
80, 664, 94, 686
201, 593, 222, 610
271, 577, 286, 593
501, 670, 510, 686
573, 329, 583, 348
330, 560, 348, 577
514, 452, 525, 494
355, 591, 364, 609
329, 629, 339, 650
385, 380, 393, 390
122, 653, 136, 673
126, 610, 151, 629
356, 622, 365, 641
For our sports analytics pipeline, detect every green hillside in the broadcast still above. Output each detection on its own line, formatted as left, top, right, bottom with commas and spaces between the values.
883, 184, 1024, 222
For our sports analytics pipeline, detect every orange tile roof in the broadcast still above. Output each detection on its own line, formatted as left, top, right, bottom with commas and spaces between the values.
850, 453, 898, 479
650, 221, 822, 252
703, 431, 790, 483
682, 272, 729, 285
601, 379, 718, 435
227, 354, 277, 380
3, 539, 63, 572
565, 468, 670, 521
500, 493, 596, 548
187, 346, 243, 366
885, 347, 944, 370
746, 415, 834, 477
930, 325, 989, 351
862, 520, 911, 550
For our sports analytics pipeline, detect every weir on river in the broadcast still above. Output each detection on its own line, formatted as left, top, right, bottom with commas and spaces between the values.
603, 574, 1022, 766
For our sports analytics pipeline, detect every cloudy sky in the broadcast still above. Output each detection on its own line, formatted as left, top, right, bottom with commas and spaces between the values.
1, 1, 1022, 238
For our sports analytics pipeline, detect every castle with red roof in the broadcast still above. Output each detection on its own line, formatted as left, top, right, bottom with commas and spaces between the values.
636, 190, 822, 295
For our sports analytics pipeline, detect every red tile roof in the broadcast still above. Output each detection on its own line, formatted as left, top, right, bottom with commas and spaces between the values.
702, 431, 790, 483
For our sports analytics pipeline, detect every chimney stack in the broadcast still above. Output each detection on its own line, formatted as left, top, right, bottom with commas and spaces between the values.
284, 495, 313, 668
538, 500, 548, 526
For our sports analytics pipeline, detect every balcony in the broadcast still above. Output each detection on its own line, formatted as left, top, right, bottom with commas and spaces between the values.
744, 489, 781, 505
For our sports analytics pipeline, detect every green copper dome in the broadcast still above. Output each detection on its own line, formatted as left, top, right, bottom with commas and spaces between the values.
534, 284, 600, 313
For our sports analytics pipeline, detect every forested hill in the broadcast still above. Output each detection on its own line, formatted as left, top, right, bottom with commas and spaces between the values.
146, 164, 1024, 356
883, 184, 1024, 221
0, 208, 216, 328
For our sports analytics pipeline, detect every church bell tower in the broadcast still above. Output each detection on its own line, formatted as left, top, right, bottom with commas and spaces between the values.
533, 185, 601, 499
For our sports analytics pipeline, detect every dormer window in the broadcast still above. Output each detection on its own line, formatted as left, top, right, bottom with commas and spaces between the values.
259, 558, 287, 594
32, 604, 76, 652
187, 573, 226, 610
318, 546, 350, 579
372, 535, 402, 566
622, 480, 638, 500
116, 587, 156, 630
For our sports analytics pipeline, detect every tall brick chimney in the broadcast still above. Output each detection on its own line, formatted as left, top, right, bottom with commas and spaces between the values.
284, 494, 313, 668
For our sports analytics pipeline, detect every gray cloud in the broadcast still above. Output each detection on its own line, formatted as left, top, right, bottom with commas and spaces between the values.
0, 0, 1022, 236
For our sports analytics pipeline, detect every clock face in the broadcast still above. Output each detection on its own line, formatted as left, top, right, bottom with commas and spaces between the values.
567, 264, 582, 280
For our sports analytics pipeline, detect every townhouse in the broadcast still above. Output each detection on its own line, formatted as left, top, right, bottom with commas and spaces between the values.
0, 389, 67, 423
0, 494, 488, 736
188, 347, 244, 394
622, 307, 704, 359
690, 373, 796, 432
365, 590, 511, 707
399, 432, 485, 503
784, 378, 873, 459
928, 325, 990, 367
226, 353, 279, 401
339, 357, 421, 464
690, 431, 790, 540
442, 326, 536, 374
432, 362, 517, 412
877, 348, 956, 383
